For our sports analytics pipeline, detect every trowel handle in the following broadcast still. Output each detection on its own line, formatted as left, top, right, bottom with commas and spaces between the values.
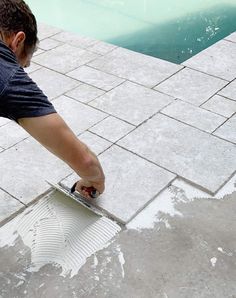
70, 182, 99, 199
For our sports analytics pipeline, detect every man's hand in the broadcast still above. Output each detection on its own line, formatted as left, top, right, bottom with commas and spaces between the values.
74, 178, 105, 200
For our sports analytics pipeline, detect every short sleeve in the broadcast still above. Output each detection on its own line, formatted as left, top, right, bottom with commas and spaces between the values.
1, 67, 56, 122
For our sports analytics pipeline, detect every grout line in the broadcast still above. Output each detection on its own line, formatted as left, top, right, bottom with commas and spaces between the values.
210, 116, 232, 134
158, 111, 236, 146
214, 93, 236, 103
210, 131, 236, 146
0, 135, 31, 154
115, 141, 220, 196
0, 205, 26, 228
151, 66, 185, 89
125, 176, 177, 225
0, 186, 27, 206
180, 65, 231, 82
213, 170, 236, 195
38, 29, 63, 42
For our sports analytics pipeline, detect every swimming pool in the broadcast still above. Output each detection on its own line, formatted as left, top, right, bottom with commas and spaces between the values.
26, 0, 236, 64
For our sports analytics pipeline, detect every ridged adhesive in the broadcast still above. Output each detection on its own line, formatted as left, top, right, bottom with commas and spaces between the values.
0, 191, 121, 277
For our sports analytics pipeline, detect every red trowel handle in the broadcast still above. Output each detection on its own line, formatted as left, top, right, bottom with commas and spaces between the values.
70, 182, 99, 199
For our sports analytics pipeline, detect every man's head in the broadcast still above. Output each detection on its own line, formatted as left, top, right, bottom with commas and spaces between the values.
0, 0, 38, 67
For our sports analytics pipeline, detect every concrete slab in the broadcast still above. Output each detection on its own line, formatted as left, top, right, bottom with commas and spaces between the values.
37, 23, 62, 41
89, 116, 135, 143
33, 44, 99, 74
67, 65, 125, 91
61, 145, 176, 223
155, 68, 227, 106
0, 189, 25, 225
218, 80, 236, 101
52, 95, 107, 135
213, 115, 236, 144
183, 40, 236, 81
78, 131, 112, 156
29, 68, 78, 100
88, 47, 182, 88
161, 100, 226, 133
89, 81, 174, 125
202, 94, 236, 118
118, 113, 236, 194
38, 38, 62, 51
52, 31, 98, 49
87, 41, 118, 55
0, 138, 71, 205
0, 122, 29, 149
66, 83, 105, 103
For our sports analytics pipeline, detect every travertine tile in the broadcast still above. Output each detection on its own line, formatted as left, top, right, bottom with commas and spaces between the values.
0, 189, 25, 224
118, 113, 236, 194
29, 68, 78, 100
39, 38, 62, 51
161, 100, 226, 133
66, 83, 105, 103
213, 115, 236, 144
61, 145, 176, 223
155, 68, 227, 106
52, 31, 98, 49
33, 44, 99, 74
183, 40, 236, 81
25, 62, 41, 74
202, 95, 236, 118
89, 81, 174, 125
88, 47, 182, 88
218, 80, 236, 101
0, 122, 29, 149
225, 32, 236, 43
38, 23, 62, 41
78, 131, 112, 155
67, 66, 125, 91
0, 138, 72, 204
87, 41, 117, 55
90, 116, 135, 143
33, 48, 45, 57
52, 95, 107, 135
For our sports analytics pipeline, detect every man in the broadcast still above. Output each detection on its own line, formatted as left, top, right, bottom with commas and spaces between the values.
0, 0, 105, 199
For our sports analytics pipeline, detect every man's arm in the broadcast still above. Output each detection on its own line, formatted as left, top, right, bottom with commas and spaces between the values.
18, 113, 105, 199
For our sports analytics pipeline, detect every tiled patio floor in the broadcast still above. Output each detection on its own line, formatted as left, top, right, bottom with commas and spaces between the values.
0, 23, 236, 298
0, 24, 235, 224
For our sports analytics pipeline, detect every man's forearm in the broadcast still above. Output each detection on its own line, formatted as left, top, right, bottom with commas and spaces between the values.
19, 113, 105, 184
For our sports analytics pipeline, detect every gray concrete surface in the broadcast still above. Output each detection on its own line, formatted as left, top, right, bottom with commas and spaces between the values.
0, 188, 236, 298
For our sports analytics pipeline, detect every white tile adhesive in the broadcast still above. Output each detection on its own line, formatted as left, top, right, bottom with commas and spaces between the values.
127, 175, 236, 231
0, 190, 121, 278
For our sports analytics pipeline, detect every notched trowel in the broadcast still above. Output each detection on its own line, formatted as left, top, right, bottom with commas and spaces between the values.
46, 181, 105, 217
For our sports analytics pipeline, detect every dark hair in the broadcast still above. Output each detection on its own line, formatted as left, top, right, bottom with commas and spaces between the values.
0, 0, 38, 53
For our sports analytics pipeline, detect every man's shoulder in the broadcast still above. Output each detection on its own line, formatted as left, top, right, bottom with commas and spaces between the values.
0, 41, 19, 95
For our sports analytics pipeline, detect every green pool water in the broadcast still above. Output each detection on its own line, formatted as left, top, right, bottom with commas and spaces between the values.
26, 0, 236, 64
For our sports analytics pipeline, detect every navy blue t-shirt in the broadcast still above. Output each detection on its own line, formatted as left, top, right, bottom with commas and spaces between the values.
0, 41, 56, 122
